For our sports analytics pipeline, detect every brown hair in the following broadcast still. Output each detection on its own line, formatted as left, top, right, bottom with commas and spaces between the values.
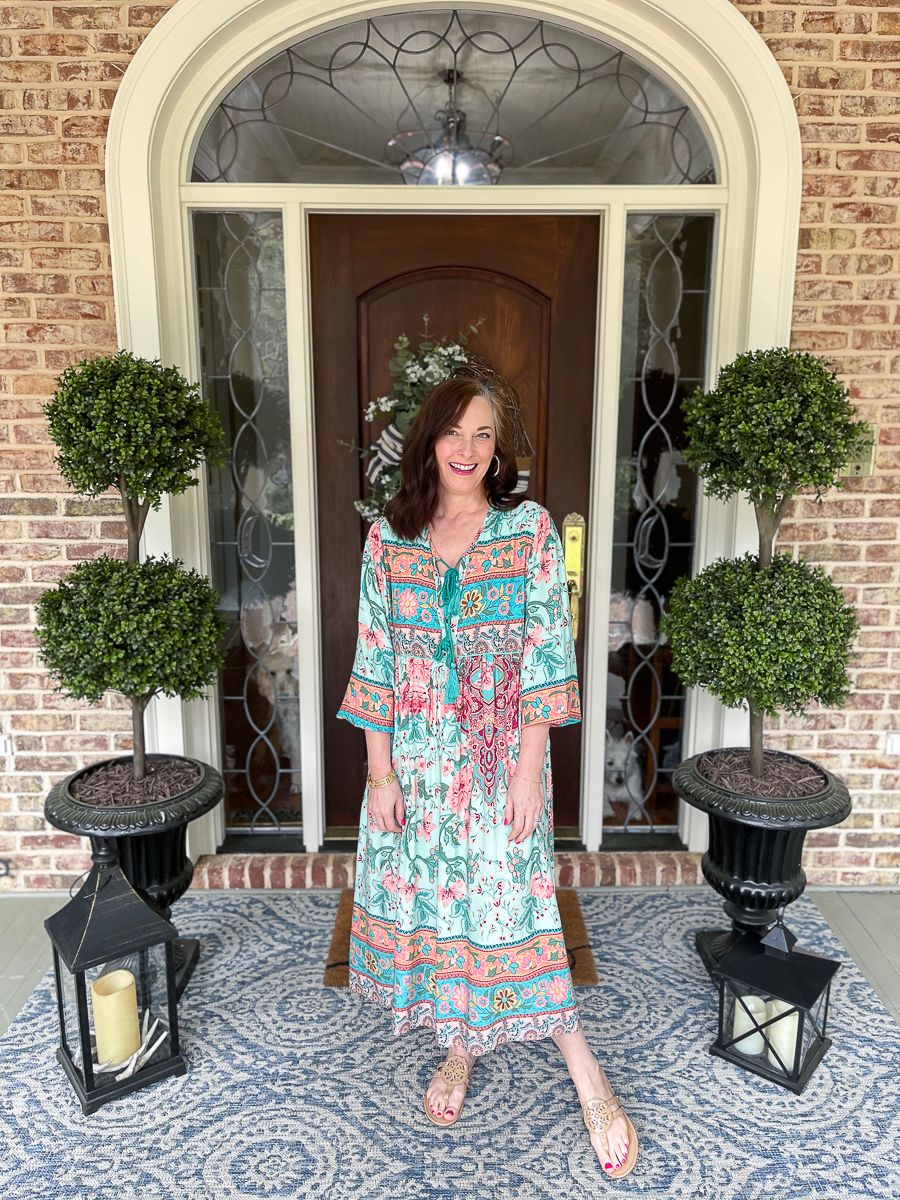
383, 375, 523, 542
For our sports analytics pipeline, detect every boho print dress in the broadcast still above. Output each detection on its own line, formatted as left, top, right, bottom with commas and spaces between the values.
338, 500, 582, 1055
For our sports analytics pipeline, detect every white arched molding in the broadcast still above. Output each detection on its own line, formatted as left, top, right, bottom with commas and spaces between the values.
107, 0, 801, 855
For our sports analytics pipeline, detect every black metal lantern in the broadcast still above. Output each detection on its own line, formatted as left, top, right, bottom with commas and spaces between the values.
710, 919, 840, 1094
44, 845, 186, 1114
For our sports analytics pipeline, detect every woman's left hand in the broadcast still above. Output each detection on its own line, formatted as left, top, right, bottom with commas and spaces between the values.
504, 771, 545, 844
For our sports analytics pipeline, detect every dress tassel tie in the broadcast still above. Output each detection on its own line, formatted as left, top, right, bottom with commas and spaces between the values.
436, 564, 461, 703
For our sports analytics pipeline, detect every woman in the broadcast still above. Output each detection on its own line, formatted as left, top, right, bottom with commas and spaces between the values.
338, 375, 638, 1179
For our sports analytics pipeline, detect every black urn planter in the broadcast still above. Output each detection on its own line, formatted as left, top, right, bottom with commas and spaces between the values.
45, 754, 224, 998
673, 748, 851, 975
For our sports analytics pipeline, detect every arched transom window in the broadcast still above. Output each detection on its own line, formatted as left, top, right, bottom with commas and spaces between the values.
192, 9, 716, 186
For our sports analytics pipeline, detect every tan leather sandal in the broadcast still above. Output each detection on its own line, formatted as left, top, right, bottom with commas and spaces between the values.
423, 1056, 471, 1127
582, 1092, 638, 1179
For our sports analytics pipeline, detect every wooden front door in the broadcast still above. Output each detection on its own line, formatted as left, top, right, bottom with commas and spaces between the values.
310, 215, 600, 832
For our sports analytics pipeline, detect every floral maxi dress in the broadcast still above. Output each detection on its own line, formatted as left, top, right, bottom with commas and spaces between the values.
338, 501, 582, 1055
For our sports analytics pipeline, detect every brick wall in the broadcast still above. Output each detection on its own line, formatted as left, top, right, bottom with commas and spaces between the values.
0, 3, 174, 888
0, 1, 898, 889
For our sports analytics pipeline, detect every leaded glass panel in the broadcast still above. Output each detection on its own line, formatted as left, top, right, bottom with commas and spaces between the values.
192, 10, 715, 187
607, 212, 714, 831
193, 211, 300, 831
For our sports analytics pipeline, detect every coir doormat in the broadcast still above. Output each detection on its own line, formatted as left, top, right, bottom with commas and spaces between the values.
322, 887, 599, 987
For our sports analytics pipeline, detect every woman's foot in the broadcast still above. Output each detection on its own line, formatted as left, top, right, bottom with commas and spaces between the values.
574, 1063, 632, 1174
425, 1047, 474, 1123
553, 1030, 633, 1175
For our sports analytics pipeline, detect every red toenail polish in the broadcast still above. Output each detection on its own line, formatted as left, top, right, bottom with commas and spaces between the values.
605, 1164, 613, 1170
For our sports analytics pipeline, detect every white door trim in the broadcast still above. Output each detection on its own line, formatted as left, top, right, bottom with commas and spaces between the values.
106, 0, 801, 855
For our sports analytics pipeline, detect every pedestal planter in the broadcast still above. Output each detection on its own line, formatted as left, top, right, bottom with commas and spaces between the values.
45, 754, 224, 998
673, 748, 851, 974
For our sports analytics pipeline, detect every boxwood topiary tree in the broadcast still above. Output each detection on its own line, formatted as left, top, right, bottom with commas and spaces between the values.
37, 351, 228, 784
37, 557, 227, 781
45, 350, 226, 564
662, 348, 870, 780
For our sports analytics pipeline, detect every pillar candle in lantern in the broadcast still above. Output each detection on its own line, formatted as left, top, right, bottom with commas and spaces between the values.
731, 994, 767, 1056
766, 998, 799, 1072
91, 969, 141, 1066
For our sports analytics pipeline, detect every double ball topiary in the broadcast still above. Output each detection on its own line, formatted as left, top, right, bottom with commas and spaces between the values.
664, 347, 869, 780
37, 352, 227, 784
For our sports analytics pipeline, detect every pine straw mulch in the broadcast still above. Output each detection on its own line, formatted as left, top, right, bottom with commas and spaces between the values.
71, 758, 201, 807
698, 749, 827, 800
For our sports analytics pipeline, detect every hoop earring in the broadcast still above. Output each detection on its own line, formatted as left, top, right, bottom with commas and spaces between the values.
490, 455, 500, 477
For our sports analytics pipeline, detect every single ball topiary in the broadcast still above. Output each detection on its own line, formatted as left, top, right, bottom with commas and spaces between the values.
662, 553, 858, 775
36, 555, 227, 782
682, 348, 871, 568
45, 351, 226, 564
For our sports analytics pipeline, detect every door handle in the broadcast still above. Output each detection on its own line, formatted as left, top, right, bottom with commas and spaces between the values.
562, 512, 586, 643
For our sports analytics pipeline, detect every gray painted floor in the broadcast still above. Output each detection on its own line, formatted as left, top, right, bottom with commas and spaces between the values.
1, 889, 898, 1037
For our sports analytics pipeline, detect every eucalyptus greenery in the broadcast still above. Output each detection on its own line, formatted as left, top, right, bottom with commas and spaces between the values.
37, 557, 226, 781
39, 351, 227, 784
663, 347, 868, 778
45, 350, 226, 564
354, 317, 480, 522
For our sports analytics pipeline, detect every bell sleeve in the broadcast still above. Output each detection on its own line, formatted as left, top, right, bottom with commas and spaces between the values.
520, 507, 582, 728
337, 522, 395, 733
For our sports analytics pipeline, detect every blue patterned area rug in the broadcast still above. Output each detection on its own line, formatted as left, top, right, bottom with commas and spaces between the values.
1, 890, 898, 1200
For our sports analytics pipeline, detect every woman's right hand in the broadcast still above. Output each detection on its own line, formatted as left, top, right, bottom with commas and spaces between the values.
368, 778, 405, 834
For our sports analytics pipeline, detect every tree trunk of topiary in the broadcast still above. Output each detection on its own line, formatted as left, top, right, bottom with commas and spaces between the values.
748, 700, 765, 778
131, 697, 148, 782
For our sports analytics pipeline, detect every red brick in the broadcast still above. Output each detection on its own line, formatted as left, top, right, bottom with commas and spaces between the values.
0, 349, 38, 369
800, 123, 862, 143
832, 202, 897, 224
0, 169, 59, 191
3, 322, 75, 343
66, 542, 126, 560
791, 331, 849, 350
127, 6, 172, 28
56, 61, 129, 83
840, 40, 900, 62
18, 34, 92, 56
31, 195, 102, 217
22, 87, 92, 111
862, 228, 900, 248
34, 297, 105, 320
0, 116, 57, 138
797, 66, 867, 90
820, 303, 890, 324
74, 273, 112, 295
61, 168, 103, 190
1, 272, 68, 293
767, 39, 835, 62
52, 7, 121, 29
854, 330, 900, 348
795, 280, 854, 300
840, 95, 900, 117
827, 253, 894, 274
0, 220, 64, 242
867, 124, 900, 144
60, 115, 110, 139
31, 246, 99, 269
25, 141, 99, 165
0, 61, 51, 83
0, 9, 48, 29
872, 68, 900, 92
802, 174, 858, 197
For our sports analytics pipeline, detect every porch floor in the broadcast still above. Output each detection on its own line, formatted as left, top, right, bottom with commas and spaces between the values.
2, 887, 900, 1036
0, 889, 897, 1199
